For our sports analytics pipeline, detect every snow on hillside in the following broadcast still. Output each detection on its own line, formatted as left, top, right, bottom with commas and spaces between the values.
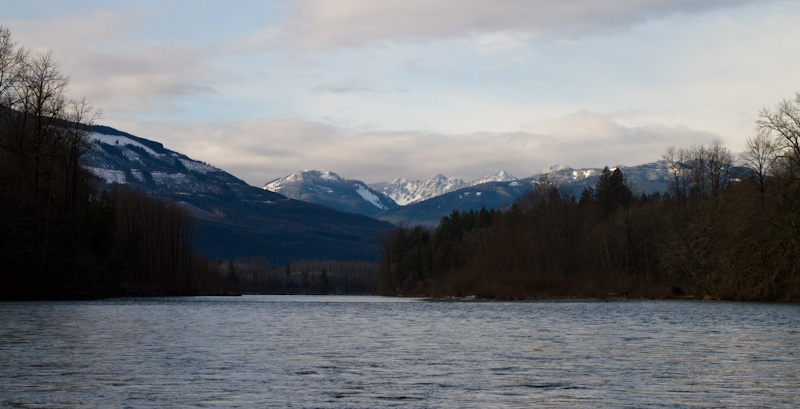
319, 171, 341, 181
356, 184, 386, 210
88, 132, 159, 156
87, 168, 127, 184
179, 159, 218, 174
542, 164, 571, 174
84, 127, 246, 197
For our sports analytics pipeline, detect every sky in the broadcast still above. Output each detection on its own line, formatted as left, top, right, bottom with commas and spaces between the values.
2, 0, 799, 185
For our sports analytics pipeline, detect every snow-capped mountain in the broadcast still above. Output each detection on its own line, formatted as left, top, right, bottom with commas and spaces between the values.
370, 171, 517, 206
84, 125, 394, 264
376, 163, 675, 227
263, 170, 399, 216
369, 174, 465, 206
470, 170, 518, 186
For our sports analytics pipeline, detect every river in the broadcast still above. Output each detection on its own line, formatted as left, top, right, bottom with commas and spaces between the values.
1, 296, 798, 408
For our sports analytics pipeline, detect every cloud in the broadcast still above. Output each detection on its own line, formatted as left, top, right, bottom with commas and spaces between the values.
71, 46, 221, 116
312, 80, 375, 94
3, 2, 777, 187
3, 9, 132, 53
4, 10, 223, 119
471, 30, 533, 53
520, 111, 721, 167
278, 0, 766, 49
121, 111, 722, 186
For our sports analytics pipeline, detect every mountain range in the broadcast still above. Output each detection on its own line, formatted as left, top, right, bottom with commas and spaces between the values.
367, 171, 517, 205
263, 170, 519, 214
374, 162, 674, 226
84, 123, 681, 262
84, 125, 394, 265
263, 163, 674, 227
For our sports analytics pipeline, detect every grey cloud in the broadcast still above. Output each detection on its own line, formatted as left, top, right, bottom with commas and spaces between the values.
66, 46, 222, 116
126, 112, 726, 186
279, 0, 767, 49
402, 58, 422, 73
312, 80, 375, 94
7, 12, 223, 118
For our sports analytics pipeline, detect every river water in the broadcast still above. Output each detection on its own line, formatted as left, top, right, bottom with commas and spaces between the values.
1, 296, 798, 408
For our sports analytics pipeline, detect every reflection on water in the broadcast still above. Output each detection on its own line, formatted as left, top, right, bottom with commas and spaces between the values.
1, 296, 798, 408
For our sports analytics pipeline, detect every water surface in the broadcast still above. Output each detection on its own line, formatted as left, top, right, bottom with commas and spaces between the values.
1, 296, 798, 408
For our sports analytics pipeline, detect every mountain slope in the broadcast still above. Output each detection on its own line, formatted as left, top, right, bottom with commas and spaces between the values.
263, 170, 399, 216
85, 126, 394, 264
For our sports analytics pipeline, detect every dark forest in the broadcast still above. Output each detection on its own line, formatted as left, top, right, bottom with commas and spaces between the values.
378, 100, 800, 302
0, 27, 237, 299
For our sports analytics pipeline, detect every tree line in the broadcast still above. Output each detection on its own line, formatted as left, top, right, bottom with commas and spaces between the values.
0, 26, 237, 299
379, 94, 800, 302
225, 257, 379, 295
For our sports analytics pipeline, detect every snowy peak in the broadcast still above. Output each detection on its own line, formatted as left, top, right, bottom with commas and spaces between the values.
371, 171, 519, 206
470, 171, 517, 186
542, 164, 572, 174
317, 170, 341, 181
371, 171, 522, 206
370, 174, 466, 206
263, 170, 398, 216
267, 170, 341, 188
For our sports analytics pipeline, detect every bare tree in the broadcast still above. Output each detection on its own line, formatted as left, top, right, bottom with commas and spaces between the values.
664, 140, 732, 200
703, 139, 734, 197
0, 26, 27, 108
61, 97, 100, 211
741, 129, 777, 197
663, 145, 689, 200
757, 91, 800, 180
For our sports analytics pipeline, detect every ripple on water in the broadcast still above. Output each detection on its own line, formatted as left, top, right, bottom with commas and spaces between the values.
0, 297, 799, 408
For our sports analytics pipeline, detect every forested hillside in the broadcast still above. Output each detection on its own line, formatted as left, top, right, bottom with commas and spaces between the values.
379, 101, 800, 301
0, 27, 237, 299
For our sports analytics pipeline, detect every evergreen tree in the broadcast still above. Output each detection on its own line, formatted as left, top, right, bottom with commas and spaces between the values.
227, 260, 238, 283
595, 166, 633, 218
